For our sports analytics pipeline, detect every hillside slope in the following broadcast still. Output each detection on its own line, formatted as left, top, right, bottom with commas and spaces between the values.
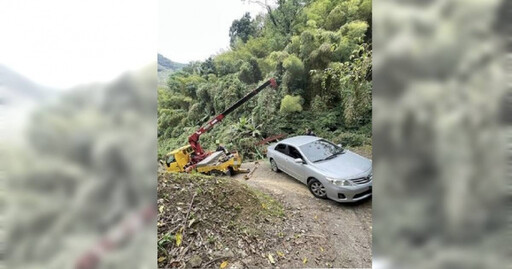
157, 0, 373, 160
157, 172, 285, 268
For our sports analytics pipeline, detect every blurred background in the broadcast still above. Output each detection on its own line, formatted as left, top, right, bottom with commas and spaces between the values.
1, 0, 157, 268
373, 0, 509, 268
1, 0, 510, 268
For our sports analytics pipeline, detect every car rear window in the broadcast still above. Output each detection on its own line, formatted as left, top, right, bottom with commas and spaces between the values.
275, 143, 286, 154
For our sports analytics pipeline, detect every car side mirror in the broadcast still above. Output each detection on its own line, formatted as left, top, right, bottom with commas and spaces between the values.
294, 158, 304, 164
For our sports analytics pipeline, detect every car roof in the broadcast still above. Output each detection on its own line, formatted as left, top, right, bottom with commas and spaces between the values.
278, 135, 321, 147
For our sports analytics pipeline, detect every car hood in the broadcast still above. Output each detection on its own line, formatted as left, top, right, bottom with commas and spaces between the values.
312, 150, 372, 179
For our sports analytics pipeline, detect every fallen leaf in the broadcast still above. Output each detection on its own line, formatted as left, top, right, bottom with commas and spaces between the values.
314, 215, 318, 220
303, 257, 308, 264
175, 232, 182, 246
276, 251, 285, 257
220, 261, 228, 269
268, 254, 275, 264
158, 256, 166, 262
158, 205, 164, 213
261, 203, 267, 209
320, 247, 324, 252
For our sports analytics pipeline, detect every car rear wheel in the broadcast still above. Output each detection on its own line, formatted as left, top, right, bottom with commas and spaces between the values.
270, 158, 280, 173
308, 179, 327, 199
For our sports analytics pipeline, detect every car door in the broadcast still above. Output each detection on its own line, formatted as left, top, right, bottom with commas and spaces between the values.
285, 146, 309, 183
272, 143, 290, 173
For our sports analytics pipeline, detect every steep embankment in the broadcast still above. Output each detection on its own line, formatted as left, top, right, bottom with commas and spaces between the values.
157, 172, 286, 268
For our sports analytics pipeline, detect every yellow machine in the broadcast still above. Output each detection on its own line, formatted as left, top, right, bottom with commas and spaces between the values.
163, 78, 277, 176
165, 145, 243, 176
165, 145, 194, 172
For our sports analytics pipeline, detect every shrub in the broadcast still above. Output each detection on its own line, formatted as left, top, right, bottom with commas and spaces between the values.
279, 95, 303, 114
334, 132, 371, 147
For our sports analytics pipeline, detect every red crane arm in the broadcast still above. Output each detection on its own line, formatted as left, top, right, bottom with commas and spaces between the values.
188, 78, 277, 159
188, 113, 225, 156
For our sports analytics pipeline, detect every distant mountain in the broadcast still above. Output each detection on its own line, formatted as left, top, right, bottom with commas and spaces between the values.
0, 65, 56, 139
0, 65, 54, 104
158, 54, 186, 85
158, 53, 186, 72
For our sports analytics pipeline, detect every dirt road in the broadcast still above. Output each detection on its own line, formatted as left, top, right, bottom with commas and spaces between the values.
233, 161, 372, 268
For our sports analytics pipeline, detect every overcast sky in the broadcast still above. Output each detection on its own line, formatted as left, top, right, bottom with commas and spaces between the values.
0, 0, 157, 89
158, 0, 265, 63
0, 0, 265, 89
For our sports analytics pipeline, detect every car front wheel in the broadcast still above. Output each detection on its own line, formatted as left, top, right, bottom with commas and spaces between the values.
308, 178, 327, 199
270, 158, 280, 173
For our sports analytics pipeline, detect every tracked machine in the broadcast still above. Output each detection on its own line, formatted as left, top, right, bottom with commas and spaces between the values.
164, 78, 278, 176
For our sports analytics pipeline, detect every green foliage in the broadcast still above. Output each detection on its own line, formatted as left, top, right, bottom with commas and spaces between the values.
339, 133, 368, 146
158, 109, 187, 138
214, 49, 252, 76
282, 54, 305, 94
213, 74, 246, 114
309, 42, 333, 69
280, 95, 303, 114
238, 57, 263, 84
340, 20, 368, 40
187, 103, 204, 124
229, 12, 257, 47
232, 116, 262, 138
167, 73, 206, 98
321, 43, 372, 127
200, 57, 217, 76
264, 0, 307, 36
244, 37, 272, 58
158, 0, 373, 161
283, 54, 304, 75
311, 95, 329, 113
325, 6, 347, 30
299, 30, 317, 60
305, 0, 332, 27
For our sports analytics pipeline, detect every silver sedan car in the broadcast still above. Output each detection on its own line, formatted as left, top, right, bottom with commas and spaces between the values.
267, 136, 372, 202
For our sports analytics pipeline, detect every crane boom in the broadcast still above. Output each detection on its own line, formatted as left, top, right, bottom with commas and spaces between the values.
188, 78, 277, 162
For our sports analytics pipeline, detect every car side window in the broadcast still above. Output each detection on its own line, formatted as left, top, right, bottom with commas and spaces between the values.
288, 146, 304, 160
275, 143, 287, 154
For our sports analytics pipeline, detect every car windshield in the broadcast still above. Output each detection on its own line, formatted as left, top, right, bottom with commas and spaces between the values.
299, 139, 344, 163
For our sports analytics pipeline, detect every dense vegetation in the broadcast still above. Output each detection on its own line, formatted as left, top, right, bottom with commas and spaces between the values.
158, 0, 372, 160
